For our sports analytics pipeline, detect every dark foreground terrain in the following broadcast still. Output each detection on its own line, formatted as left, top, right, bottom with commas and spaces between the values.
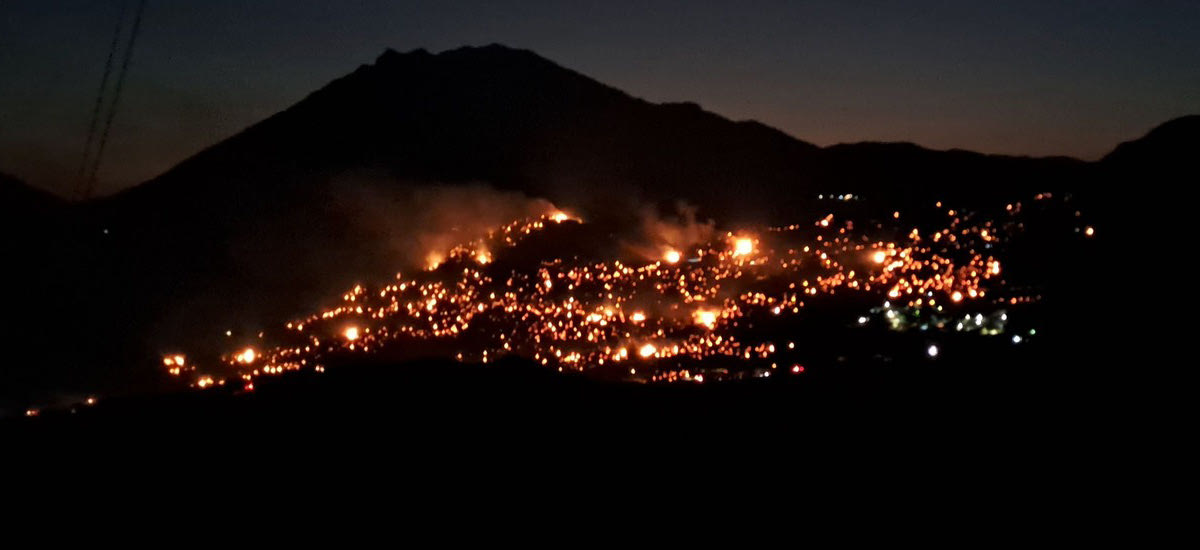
5, 342, 1141, 442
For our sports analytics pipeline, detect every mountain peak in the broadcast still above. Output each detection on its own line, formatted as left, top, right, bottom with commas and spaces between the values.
337, 44, 613, 110
372, 43, 552, 69
375, 47, 431, 64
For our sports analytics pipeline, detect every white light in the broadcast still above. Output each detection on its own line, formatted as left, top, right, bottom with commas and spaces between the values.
1012, 335, 1022, 344
927, 344, 939, 358
733, 238, 753, 256
857, 316, 868, 325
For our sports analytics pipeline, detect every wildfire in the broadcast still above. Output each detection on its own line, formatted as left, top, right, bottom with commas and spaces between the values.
143, 194, 1080, 395
694, 309, 718, 329
236, 348, 257, 365
733, 238, 754, 256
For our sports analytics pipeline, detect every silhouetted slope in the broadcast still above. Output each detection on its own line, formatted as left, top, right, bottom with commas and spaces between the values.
1095, 115, 1197, 375
1102, 115, 1199, 171
0, 173, 74, 408
0, 171, 67, 286
815, 142, 1087, 207
1, 171, 64, 224
1093, 115, 1198, 229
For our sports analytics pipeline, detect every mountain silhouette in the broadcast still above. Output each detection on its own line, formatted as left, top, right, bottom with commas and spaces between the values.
1102, 115, 1199, 169
1, 171, 63, 226
1, 44, 1193, 409
1, 172, 65, 293
114, 45, 824, 221
113, 44, 1092, 219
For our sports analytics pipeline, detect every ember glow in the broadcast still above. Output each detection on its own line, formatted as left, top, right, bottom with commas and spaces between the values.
733, 237, 754, 256
158, 193, 1092, 391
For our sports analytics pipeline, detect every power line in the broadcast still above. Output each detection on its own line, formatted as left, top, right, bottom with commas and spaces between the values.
82, 0, 147, 200
75, 0, 129, 199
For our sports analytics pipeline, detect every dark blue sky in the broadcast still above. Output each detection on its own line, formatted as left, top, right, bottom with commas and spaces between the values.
2, 0, 1197, 196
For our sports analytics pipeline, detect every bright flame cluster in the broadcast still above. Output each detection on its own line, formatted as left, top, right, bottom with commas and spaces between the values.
161, 194, 1088, 390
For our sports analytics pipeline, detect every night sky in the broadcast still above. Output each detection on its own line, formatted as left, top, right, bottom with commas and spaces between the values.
2, 0, 1197, 197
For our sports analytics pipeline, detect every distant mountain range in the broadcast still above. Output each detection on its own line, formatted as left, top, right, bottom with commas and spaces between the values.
0, 44, 1194, 408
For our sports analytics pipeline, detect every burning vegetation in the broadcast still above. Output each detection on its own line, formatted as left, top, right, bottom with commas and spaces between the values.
157, 190, 1095, 394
